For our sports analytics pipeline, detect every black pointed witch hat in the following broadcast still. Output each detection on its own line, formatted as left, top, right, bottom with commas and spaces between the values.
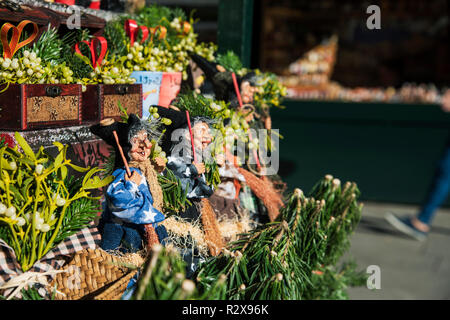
89, 114, 142, 170
154, 106, 189, 155
189, 52, 259, 108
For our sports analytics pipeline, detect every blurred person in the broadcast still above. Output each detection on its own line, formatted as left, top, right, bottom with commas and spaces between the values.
385, 89, 450, 241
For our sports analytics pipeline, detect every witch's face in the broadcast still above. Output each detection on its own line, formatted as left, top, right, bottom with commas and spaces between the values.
129, 130, 152, 162
241, 81, 258, 104
192, 121, 212, 151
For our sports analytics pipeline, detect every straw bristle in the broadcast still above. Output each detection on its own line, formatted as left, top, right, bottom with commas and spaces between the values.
217, 211, 253, 242
201, 198, 225, 256
237, 168, 284, 221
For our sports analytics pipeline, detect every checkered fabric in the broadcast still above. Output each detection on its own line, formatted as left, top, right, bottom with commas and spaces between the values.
0, 226, 100, 297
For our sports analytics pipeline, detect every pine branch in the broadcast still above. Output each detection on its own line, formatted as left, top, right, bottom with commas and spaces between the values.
216, 51, 243, 73
133, 245, 226, 300
195, 175, 364, 300
104, 19, 129, 58
60, 28, 93, 79
31, 25, 64, 65
159, 168, 192, 216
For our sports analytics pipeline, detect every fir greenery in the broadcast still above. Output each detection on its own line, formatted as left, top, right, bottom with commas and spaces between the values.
135, 5, 187, 27
216, 51, 243, 73
132, 175, 366, 300
158, 168, 192, 216
103, 18, 129, 58
195, 175, 365, 300
30, 26, 65, 65
59, 28, 93, 80
133, 244, 227, 300
173, 91, 222, 120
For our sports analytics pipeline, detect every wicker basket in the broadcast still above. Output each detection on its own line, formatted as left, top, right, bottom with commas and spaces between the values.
49, 248, 145, 300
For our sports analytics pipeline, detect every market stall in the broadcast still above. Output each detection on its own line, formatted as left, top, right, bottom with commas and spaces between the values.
0, 0, 365, 301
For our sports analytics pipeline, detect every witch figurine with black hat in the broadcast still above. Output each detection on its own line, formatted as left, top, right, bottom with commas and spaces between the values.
155, 105, 225, 277
90, 114, 168, 253
189, 52, 260, 110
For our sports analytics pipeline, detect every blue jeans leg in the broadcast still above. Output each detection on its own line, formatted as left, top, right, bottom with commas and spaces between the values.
417, 142, 450, 225
101, 222, 124, 251
122, 224, 144, 253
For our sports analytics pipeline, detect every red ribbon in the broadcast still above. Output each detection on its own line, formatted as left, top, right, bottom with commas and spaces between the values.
124, 19, 169, 45
124, 19, 149, 45
231, 72, 244, 109
55, 0, 75, 5
74, 36, 107, 68
1, 20, 39, 59
149, 25, 167, 43
89, 0, 101, 10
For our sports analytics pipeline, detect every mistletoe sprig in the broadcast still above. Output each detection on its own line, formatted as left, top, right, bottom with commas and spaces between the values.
104, 5, 216, 80
75, 52, 136, 85
253, 70, 287, 111
0, 133, 114, 271
216, 51, 287, 111
0, 26, 76, 87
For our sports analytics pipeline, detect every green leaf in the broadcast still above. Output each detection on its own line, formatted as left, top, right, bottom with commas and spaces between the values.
9, 185, 25, 202
60, 166, 68, 181
21, 177, 34, 198
16, 169, 24, 186
14, 132, 36, 161
67, 162, 90, 173
53, 141, 64, 152
54, 150, 64, 168
17, 158, 34, 166
83, 174, 114, 190
0, 158, 13, 170
118, 100, 129, 121
75, 52, 93, 68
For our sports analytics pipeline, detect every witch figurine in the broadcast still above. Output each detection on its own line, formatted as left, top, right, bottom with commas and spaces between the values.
155, 105, 225, 276
156, 106, 215, 206
189, 53, 260, 109
90, 114, 168, 253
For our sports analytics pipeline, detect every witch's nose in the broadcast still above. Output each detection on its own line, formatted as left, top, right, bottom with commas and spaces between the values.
143, 139, 152, 149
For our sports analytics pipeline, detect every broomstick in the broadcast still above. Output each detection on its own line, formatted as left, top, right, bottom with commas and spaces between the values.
231, 72, 284, 221
112, 131, 160, 250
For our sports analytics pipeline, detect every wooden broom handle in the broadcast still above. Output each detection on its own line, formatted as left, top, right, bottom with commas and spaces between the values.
112, 130, 131, 177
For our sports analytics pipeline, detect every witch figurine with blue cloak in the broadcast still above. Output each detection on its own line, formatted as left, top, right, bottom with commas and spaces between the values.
90, 114, 168, 253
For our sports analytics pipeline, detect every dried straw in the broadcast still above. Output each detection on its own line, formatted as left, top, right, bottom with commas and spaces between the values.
200, 198, 225, 256
161, 216, 209, 256
217, 211, 253, 242
237, 168, 284, 221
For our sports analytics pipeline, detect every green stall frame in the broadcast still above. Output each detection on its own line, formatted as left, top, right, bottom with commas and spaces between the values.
271, 100, 450, 205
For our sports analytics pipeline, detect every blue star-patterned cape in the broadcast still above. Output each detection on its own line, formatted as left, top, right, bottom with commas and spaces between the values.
102, 167, 165, 226
166, 155, 214, 199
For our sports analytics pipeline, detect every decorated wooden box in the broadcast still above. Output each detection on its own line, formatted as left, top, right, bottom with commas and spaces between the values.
0, 83, 82, 130
81, 84, 143, 123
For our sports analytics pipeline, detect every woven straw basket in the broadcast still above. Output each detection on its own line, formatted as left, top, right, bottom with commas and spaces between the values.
49, 248, 145, 300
